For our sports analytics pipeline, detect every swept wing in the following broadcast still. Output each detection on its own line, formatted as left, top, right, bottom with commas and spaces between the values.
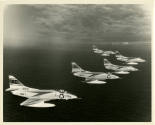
20, 98, 55, 108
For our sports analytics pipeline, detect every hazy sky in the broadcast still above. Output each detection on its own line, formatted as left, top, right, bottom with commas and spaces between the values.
4, 4, 152, 47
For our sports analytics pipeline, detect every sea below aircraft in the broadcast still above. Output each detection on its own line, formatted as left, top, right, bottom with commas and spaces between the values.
6, 75, 79, 108
71, 62, 119, 84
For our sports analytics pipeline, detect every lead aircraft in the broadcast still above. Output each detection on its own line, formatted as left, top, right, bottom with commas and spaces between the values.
103, 59, 138, 74
71, 62, 119, 84
6, 75, 79, 108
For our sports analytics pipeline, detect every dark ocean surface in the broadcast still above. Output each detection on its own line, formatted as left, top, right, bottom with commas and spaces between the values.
3, 42, 151, 122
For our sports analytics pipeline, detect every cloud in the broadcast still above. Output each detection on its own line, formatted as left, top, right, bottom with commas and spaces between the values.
4, 4, 151, 47
34, 5, 151, 40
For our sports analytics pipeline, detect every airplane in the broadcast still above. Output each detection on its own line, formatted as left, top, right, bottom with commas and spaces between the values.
103, 59, 138, 74
92, 45, 116, 56
71, 62, 120, 84
5, 75, 79, 108
115, 51, 146, 65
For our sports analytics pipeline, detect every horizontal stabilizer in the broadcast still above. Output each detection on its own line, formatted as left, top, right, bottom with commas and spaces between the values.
5, 88, 18, 92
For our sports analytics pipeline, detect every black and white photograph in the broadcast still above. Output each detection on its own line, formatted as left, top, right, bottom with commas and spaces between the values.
3, 3, 152, 123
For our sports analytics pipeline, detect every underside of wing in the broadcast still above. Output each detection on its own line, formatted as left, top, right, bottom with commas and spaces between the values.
20, 98, 55, 108
86, 80, 106, 84
127, 61, 138, 65
85, 78, 106, 84
114, 71, 130, 74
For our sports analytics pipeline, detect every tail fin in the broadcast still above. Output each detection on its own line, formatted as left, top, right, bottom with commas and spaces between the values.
6, 75, 24, 91
71, 62, 84, 73
92, 45, 97, 50
9, 75, 23, 85
115, 51, 121, 55
104, 59, 112, 65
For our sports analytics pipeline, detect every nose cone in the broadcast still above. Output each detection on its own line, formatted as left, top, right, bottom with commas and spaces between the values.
70, 94, 78, 99
128, 66, 138, 71
111, 74, 120, 79
132, 67, 138, 71
135, 58, 146, 62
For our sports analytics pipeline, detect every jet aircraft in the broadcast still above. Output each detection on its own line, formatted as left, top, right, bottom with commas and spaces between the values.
71, 62, 119, 84
6, 75, 79, 108
103, 59, 138, 74
115, 51, 146, 65
92, 45, 116, 56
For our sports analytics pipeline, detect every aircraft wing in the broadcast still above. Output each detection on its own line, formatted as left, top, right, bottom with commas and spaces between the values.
117, 65, 125, 69
85, 79, 106, 84
20, 98, 55, 108
20, 98, 44, 106
85, 74, 106, 81
73, 71, 103, 78
91, 72, 106, 75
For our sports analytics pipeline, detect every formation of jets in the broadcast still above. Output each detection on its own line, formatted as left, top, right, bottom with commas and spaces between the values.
92, 45, 146, 75
71, 45, 145, 84
92, 45, 146, 65
5, 45, 146, 108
